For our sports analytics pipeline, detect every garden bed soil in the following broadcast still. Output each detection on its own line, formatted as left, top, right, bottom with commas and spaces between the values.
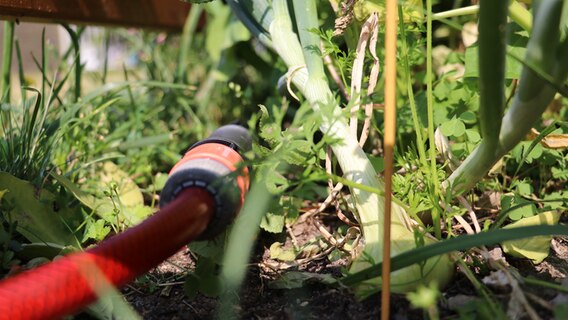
123, 217, 568, 319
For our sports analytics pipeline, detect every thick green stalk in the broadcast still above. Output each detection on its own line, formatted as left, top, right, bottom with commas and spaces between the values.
1, 21, 14, 103
478, 0, 508, 148
445, 0, 568, 195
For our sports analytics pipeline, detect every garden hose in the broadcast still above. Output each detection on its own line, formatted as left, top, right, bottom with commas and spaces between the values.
0, 124, 251, 320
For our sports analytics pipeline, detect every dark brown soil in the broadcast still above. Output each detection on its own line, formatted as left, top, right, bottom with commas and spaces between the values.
121, 223, 568, 319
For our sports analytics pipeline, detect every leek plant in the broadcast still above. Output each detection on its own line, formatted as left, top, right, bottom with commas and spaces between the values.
444, 0, 568, 195
223, 0, 454, 296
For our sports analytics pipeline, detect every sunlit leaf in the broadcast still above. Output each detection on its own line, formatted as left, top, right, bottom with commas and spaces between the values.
501, 211, 561, 263
0, 172, 78, 246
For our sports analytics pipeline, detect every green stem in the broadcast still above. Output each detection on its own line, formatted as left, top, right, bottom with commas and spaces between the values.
508, 0, 532, 32
432, 2, 532, 33
478, 0, 508, 147
1, 21, 14, 103
175, 5, 203, 83
523, 276, 568, 293
431, 5, 479, 20
62, 24, 82, 102
399, 5, 428, 172
426, 0, 441, 239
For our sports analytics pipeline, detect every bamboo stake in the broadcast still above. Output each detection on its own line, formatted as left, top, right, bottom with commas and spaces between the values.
382, 0, 397, 318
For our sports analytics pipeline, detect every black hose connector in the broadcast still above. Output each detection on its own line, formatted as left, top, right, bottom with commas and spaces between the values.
160, 124, 252, 240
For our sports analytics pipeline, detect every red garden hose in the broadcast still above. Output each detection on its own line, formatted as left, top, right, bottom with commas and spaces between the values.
0, 124, 252, 320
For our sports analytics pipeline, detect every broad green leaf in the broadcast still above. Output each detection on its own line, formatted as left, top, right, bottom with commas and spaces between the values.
465, 129, 481, 143
205, 2, 251, 62
184, 257, 224, 298
260, 212, 285, 233
464, 24, 528, 79
501, 211, 561, 263
440, 118, 466, 137
0, 172, 78, 246
459, 111, 477, 124
367, 155, 385, 173
269, 242, 296, 261
514, 181, 533, 197
543, 191, 566, 210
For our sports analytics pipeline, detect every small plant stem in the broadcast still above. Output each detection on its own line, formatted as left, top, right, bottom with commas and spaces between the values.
426, 0, 441, 239
102, 30, 110, 84
175, 5, 203, 83
1, 20, 14, 103
382, 0, 398, 317
432, 2, 532, 32
399, 5, 427, 170
62, 24, 82, 102
15, 40, 26, 104
523, 276, 568, 293
455, 258, 506, 317
508, 0, 532, 32
431, 5, 479, 20
40, 29, 47, 106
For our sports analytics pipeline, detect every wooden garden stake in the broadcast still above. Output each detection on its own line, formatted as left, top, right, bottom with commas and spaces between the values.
382, 0, 397, 318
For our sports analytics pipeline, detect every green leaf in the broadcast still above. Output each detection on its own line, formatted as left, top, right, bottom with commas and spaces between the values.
184, 257, 224, 298
83, 219, 111, 242
0, 172, 78, 246
514, 181, 533, 197
501, 211, 561, 263
268, 271, 336, 289
260, 212, 285, 233
53, 163, 152, 228
440, 118, 466, 137
459, 111, 477, 124
464, 24, 528, 79
52, 173, 114, 220
465, 129, 481, 143
367, 155, 385, 173
258, 105, 281, 145
269, 242, 296, 261
205, 2, 251, 62
501, 195, 537, 221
